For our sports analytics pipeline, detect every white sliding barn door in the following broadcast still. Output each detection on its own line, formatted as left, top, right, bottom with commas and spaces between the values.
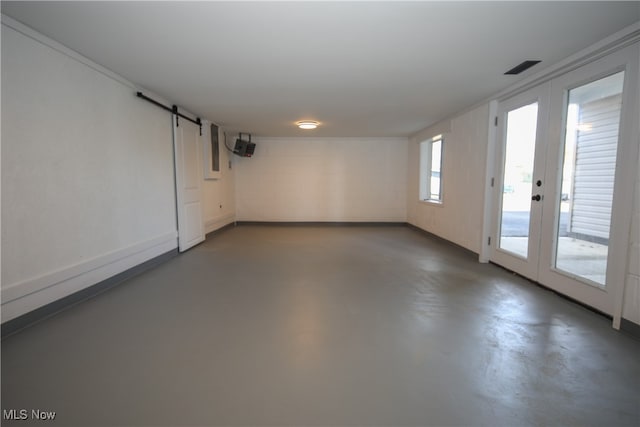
173, 116, 205, 252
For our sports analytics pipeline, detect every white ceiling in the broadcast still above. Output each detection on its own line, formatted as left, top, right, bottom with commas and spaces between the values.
2, 1, 639, 137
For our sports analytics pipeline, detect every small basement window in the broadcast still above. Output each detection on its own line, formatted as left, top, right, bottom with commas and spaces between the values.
419, 134, 443, 203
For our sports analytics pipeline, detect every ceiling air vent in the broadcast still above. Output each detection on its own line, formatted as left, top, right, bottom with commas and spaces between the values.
504, 60, 541, 75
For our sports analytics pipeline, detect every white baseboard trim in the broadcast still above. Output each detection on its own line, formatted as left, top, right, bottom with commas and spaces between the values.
1, 232, 177, 323
205, 213, 236, 234
233, 216, 407, 223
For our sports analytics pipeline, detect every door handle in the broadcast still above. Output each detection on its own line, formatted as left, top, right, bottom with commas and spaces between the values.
531, 194, 541, 201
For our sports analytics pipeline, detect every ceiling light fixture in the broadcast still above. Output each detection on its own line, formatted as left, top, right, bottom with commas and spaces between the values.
297, 120, 319, 130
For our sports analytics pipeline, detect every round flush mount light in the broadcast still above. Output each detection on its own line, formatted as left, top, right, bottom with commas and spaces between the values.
296, 120, 319, 130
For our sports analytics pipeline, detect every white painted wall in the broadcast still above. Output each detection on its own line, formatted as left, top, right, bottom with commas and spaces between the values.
234, 137, 407, 222
622, 149, 640, 324
407, 105, 490, 254
620, 48, 640, 326
1, 21, 177, 322
1, 20, 237, 322
201, 123, 236, 234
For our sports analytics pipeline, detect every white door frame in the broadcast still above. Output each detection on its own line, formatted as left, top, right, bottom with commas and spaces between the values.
481, 40, 639, 328
480, 22, 640, 265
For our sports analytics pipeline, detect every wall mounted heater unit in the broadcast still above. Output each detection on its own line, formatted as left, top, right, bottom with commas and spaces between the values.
234, 133, 256, 157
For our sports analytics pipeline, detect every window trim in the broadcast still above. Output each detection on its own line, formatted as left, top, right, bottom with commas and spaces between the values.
419, 134, 444, 204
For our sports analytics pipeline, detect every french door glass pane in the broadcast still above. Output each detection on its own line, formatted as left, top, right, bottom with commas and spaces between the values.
499, 102, 538, 258
554, 72, 624, 286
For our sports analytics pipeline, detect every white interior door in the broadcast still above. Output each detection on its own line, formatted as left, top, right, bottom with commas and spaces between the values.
174, 116, 205, 252
491, 43, 639, 318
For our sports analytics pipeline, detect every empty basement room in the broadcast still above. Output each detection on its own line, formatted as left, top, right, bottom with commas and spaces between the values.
1, 2, 639, 426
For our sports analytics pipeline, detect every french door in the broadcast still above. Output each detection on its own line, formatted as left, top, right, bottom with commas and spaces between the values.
492, 84, 550, 280
491, 43, 639, 316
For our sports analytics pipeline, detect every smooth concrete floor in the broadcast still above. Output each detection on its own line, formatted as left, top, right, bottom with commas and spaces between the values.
2, 225, 639, 426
